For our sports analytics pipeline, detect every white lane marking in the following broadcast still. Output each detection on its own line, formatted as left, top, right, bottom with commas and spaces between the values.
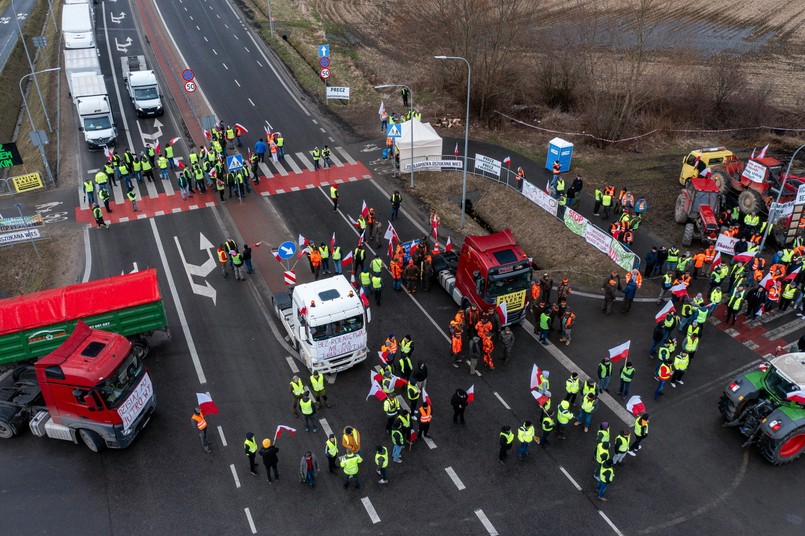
474, 509, 498, 536
361, 497, 381, 524
285, 355, 299, 373
319, 127, 326, 133
334, 146, 356, 165
559, 466, 582, 491
328, 151, 344, 167
328, 136, 334, 142
225, 23, 229, 29
225, 0, 240, 18
271, 158, 289, 176
189, 15, 193, 20
235, 79, 240, 87
258, 162, 274, 178
212, 48, 218, 55
422, 435, 437, 449
256, 60, 262, 67
317, 187, 450, 343
222, 63, 228, 70
493, 391, 510, 410
244, 508, 256, 534
444, 466, 466, 491
248, 98, 256, 107
244, 46, 250, 52
196, 25, 200, 31
765, 317, 805, 339
217, 425, 227, 446
230, 464, 241, 488
149, 219, 208, 384
82, 226, 92, 283
319, 418, 333, 438
204, 36, 208, 42
524, 319, 633, 426
101, 3, 135, 152
312, 119, 319, 124
217, 14, 220, 18
465, 360, 482, 376
234, 35, 239, 40
599, 511, 624, 536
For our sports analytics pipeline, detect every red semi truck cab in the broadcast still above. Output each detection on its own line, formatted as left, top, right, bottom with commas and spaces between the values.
0, 322, 156, 451
436, 229, 532, 325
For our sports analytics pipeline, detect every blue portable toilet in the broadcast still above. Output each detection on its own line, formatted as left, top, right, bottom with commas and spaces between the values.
545, 137, 573, 173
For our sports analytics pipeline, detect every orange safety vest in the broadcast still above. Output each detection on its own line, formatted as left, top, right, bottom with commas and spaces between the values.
626, 272, 642, 288
391, 262, 403, 279
192, 413, 207, 430
704, 246, 715, 263
418, 405, 432, 423
693, 253, 706, 269
451, 334, 462, 353
563, 313, 576, 327
531, 283, 540, 301
768, 285, 780, 301
217, 249, 228, 264
385, 338, 398, 354
310, 251, 322, 267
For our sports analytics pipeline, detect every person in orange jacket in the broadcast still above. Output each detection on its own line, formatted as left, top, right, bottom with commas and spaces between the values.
310, 248, 322, 280
692, 249, 707, 279
451, 330, 463, 368
482, 335, 495, 369
390, 259, 403, 290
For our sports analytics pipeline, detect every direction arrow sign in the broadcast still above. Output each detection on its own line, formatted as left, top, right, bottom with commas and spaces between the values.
278, 240, 297, 259
320, 68, 331, 80
226, 154, 244, 171
318, 44, 330, 58
386, 124, 402, 138
319, 56, 330, 68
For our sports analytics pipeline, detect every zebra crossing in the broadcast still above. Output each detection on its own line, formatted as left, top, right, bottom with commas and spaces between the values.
78, 147, 356, 209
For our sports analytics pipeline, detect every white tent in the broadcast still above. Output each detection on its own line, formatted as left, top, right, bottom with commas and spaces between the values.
395, 118, 443, 169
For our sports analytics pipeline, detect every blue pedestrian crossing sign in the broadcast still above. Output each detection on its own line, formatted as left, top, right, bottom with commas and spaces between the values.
318, 44, 330, 58
277, 241, 297, 259
226, 154, 244, 171
386, 124, 402, 138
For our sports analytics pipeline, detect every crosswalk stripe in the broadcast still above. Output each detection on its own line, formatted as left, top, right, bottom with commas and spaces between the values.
271, 159, 289, 176
295, 152, 315, 171
111, 180, 125, 205
334, 146, 356, 164
259, 162, 274, 178
328, 151, 344, 167
142, 174, 160, 198
283, 154, 302, 173
78, 186, 89, 210
162, 174, 175, 195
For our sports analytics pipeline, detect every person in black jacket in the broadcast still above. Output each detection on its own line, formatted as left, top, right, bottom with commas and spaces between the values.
259, 438, 280, 484
411, 360, 428, 391
451, 389, 468, 425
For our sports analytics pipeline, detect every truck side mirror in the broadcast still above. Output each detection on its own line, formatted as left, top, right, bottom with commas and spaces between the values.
298, 325, 306, 342
475, 279, 483, 296
73, 388, 86, 403
78, 127, 84, 132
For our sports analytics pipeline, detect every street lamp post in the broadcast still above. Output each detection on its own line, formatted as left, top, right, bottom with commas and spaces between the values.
13, 0, 52, 133
757, 143, 805, 254
266, 0, 275, 38
374, 84, 414, 189
434, 55, 471, 229
20, 68, 59, 188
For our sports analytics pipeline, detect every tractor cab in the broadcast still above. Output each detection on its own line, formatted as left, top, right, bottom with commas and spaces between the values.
690, 179, 720, 237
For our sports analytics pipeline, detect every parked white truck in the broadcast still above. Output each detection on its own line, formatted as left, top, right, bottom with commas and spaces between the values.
70, 73, 117, 150
272, 276, 368, 374
62, 1, 95, 49
121, 56, 163, 117
64, 48, 101, 82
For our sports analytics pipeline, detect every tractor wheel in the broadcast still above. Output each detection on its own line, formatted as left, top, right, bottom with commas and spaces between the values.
710, 170, 730, 195
738, 190, 762, 215
682, 223, 694, 247
759, 428, 805, 465
718, 393, 738, 422
674, 194, 689, 224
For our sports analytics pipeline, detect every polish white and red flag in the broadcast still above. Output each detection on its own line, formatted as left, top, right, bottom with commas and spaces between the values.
759, 272, 775, 290
234, 122, 249, 134
608, 340, 631, 362
384, 222, 399, 242
423, 387, 432, 407
503, 156, 511, 166
357, 230, 365, 247
445, 236, 453, 253
530, 364, 544, 391
273, 424, 297, 441
626, 395, 646, 415
786, 389, 805, 404
531, 389, 550, 407
360, 200, 370, 219
168, 136, 181, 146
378, 101, 385, 117
785, 266, 801, 281
196, 392, 220, 415
466, 384, 475, 404
103, 146, 112, 161
329, 232, 336, 249
670, 282, 688, 298
454, 142, 459, 157
264, 126, 271, 140
271, 249, 283, 263
496, 300, 508, 325
733, 251, 756, 263
204, 129, 212, 140
655, 301, 675, 322
377, 349, 389, 364
359, 286, 370, 307
366, 379, 387, 401
154, 140, 161, 154
711, 251, 722, 270
341, 250, 354, 267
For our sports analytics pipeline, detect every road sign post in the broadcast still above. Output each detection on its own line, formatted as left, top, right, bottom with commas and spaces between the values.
184, 81, 197, 93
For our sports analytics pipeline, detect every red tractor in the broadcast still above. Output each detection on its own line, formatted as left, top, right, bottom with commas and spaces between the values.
674, 178, 721, 246
709, 155, 804, 215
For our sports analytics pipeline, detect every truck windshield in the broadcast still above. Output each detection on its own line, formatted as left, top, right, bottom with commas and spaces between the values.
485, 271, 531, 299
310, 314, 364, 342
84, 116, 112, 131
134, 87, 159, 100
97, 351, 145, 409
765, 368, 798, 401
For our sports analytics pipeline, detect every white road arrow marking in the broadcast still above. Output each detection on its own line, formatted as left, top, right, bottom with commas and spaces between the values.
174, 233, 217, 305
115, 36, 132, 52
120, 262, 139, 275
138, 118, 164, 142
110, 12, 126, 24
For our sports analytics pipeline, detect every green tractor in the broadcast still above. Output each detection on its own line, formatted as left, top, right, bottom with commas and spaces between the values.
719, 353, 805, 465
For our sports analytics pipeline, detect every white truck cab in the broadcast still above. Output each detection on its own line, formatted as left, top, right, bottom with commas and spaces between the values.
273, 276, 368, 374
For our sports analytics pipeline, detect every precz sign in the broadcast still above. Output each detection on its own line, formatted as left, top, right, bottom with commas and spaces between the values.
714, 233, 738, 255
741, 159, 766, 183
315, 328, 366, 359
474, 154, 501, 177
403, 160, 463, 171
117, 373, 153, 432
326, 86, 350, 100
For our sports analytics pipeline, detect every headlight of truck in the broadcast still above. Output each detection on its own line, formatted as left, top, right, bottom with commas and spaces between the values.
121, 427, 132, 436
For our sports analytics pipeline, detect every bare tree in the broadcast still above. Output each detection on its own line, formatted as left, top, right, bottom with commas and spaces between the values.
708, 53, 748, 118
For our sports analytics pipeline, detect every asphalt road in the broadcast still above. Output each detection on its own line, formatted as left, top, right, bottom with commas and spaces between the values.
0, 0, 37, 75
1, 0, 804, 534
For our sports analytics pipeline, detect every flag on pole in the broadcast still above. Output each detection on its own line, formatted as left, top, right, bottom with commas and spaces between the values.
177, 160, 186, 171
252, 241, 263, 248
608, 340, 631, 362
342, 250, 354, 267
357, 230, 365, 247
757, 143, 769, 159
297, 246, 309, 259
360, 200, 369, 219
271, 249, 283, 263
670, 282, 688, 298
387, 240, 394, 258
466, 384, 475, 404
264, 126, 271, 140
785, 266, 801, 281
329, 232, 336, 249
359, 287, 370, 307
154, 140, 161, 155
733, 252, 756, 263
103, 146, 112, 161
366, 379, 387, 401
655, 301, 675, 322
378, 101, 385, 116
530, 364, 544, 391
298, 234, 309, 247
299, 306, 307, 317
711, 251, 722, 270
445, 236, 453, 253
423, 388, 432, 407
196, 392, 220, 415
454, 142, 459, 157
786, 389, 805, 404
626, 395, 646, 415
234, 122, 249, 134
377, 349, 389, 364
348, 214, 360, 227
692, 155, 701, 173
210, 169, 217, 179
531, 389, 550, 407
750, 147, 756, 159
384, 221, 398, 242
247, 148, 253, 162
503, 156, 511, 167
168, 136, 181, 146
759, 272, 774, 290
274, 424, 297, 442
496, 300, 508, 325
204, 129, 212, 140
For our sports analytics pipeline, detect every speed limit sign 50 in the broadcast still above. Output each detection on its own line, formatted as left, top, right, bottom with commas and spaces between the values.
184, 81, 197, 93
320, 68, 331, 80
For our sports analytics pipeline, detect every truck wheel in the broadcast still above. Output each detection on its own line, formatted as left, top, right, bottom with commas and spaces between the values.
674, 194, 689, 224
682, 223, 694, 247
79, 429, 104, 453
718, 393, 738, 422
710, 170, 730, 195
759, 428, 805, 465
0, 419, 17, 439
131, 339, 149, 359
738, 190, 762, 215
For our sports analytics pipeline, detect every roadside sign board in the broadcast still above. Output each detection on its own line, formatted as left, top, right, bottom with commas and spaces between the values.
319, 56, 330, 68
474, 154, 502, 177
182, 69, 195, 81
277, 241, 297, 259
320, 68, 331, 79
284, 270, 296, 285
796, 184, 805, 205
0, 213, 44, 233
226, 154, 244, 171
184, 81, 197, 93
326, 87, 349, 100
0, 142, 24, 168
11, 172, 44, 193
318, 45, 330, 58
386, 124, 402, 138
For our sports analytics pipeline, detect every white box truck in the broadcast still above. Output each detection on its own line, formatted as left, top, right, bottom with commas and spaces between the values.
62, 2, 95, 50
64, 48, 101, 92
121, 56, 164, 117
272, 276, 368, 374
71, 73, 117, 150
